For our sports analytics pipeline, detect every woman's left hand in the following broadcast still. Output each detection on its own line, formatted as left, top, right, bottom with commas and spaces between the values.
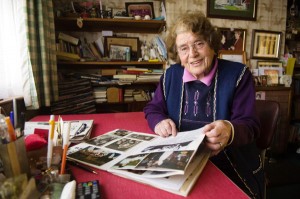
202, 120, 232, 156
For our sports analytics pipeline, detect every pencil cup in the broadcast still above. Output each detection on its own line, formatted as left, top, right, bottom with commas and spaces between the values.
0, 136, 30, 178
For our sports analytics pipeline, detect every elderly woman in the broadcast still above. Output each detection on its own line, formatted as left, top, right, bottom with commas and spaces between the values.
144, 11, 264, 198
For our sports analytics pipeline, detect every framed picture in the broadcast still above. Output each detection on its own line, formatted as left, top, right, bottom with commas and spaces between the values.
257, 61, 283, 68
258, 69, 281, 85
218, 28, 246, 51
218, 50, 246, 64
104, 36, 140, 61
251, 30, 282, 59
125, 2, 155, 19
207, 0, 258, 21
109, 45, 131, 61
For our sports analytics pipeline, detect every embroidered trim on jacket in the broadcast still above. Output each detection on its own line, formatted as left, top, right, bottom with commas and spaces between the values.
163, 72, 166, 100
236, 66, 247, 87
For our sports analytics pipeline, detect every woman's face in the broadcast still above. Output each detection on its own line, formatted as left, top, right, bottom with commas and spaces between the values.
176, 31, 215, 79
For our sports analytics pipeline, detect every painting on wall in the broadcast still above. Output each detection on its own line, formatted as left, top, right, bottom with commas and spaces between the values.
207, 0, 258, 21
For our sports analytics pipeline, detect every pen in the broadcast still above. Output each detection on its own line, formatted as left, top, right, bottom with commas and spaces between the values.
10, 111, 14, 128
60, 121, 71, 175
67, 159, 98, 174
47, 115, 55, 169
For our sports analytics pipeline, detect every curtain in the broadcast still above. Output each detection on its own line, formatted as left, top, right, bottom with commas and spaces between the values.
0, 1, 28, 100
0, 0, 58, 109
26, 0, 58, 109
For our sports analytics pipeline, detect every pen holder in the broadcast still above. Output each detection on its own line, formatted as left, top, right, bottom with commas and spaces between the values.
0, 136, 30, 178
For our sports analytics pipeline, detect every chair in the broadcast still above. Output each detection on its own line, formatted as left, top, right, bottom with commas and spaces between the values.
255, 100, 280, 165
255, 100, 280, 199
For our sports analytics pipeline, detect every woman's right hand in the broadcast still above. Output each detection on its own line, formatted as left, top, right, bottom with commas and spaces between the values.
154, 119, 177, 137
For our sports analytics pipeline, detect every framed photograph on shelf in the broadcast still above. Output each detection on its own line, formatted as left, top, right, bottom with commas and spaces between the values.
125, 2, 155, 19
104, 36, 140, 61
218, 28, 246, 51
257, 61, 283, 68
258, 68, 281, 85
207, 0, 257, 21
218, 50, 246, 64
109, 45, 131, 61
251, 30, 282, 59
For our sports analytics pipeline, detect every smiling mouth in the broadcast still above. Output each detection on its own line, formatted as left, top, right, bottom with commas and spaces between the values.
190, 59, 203, 65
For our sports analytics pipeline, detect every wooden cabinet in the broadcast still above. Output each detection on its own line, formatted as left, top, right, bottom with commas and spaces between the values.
54, 17, 166, 113
256, 87, 292, 154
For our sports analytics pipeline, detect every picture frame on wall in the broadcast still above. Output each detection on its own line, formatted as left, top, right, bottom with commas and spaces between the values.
207, 0, 258, 21
104, 36, 140, 61
251, 30, 282, 60
218, 50, 246, 64
109, 45, 131, 61
218, 28, 247, 51
125, 2, 155, 19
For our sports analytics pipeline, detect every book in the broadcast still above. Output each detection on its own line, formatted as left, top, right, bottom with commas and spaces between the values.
113, 74, 137, 80
58, 32, 79, 45
56, 51, 80, 61
89, 42, 102, 60
24, 120, 94, 144
107, 87, 123, 103
94, 37, 104, 56
66, 128, 210, 196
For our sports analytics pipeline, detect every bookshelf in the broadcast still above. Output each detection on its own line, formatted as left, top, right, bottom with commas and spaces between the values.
57, 61, 165, 69
54, 17, 166, 33
54, 17, 166, 113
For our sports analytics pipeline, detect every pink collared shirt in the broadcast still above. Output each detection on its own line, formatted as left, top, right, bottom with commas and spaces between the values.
182, 59, 218, 86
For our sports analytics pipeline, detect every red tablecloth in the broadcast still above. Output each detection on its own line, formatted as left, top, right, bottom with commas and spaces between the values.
31, 112, 249, 199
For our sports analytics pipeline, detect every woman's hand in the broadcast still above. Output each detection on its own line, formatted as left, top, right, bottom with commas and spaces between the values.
154, 119, 177, 137
203, 120, 232, 156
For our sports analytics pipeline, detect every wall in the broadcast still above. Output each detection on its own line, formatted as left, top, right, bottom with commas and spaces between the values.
54, 0, 288, 68
168, 0, 287, 68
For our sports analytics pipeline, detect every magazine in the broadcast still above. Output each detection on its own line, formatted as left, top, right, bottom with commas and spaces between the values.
67, 128, 211, 196
24, 119, 94, 144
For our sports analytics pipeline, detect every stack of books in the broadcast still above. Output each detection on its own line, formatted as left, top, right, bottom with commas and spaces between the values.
132, 89, 151, 101
56, 32, 104, 62
51, 79, 96, 114
56, 32, 81, 61
123, 88, 135, 102
93, 87, 107, 103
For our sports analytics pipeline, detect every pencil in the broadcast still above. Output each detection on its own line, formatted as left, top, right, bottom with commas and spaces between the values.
67, 159, 98, 174
60, 121, 71, 175
5, 117, 16, 142
47, 115, 55, 169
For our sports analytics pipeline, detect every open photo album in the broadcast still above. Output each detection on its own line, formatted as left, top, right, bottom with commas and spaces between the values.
67, 128, 211, 196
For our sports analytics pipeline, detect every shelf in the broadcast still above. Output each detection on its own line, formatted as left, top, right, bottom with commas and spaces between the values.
54, 17, 166, 33
95, 101, 149, 113
57, 61, 165, 69
255, 86, 292, 91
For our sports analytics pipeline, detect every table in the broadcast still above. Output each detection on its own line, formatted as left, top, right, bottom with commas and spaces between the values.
31, 112, 249, 199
